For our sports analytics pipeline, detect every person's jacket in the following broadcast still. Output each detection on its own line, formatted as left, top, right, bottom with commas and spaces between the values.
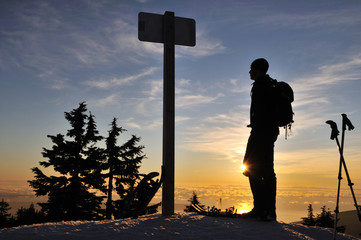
250, 75, 278, 131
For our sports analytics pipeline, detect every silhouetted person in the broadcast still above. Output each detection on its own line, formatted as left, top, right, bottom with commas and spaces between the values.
242, 58, 279, 221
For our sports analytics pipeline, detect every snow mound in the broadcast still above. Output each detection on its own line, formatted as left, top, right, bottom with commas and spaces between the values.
0, 213, 357, 240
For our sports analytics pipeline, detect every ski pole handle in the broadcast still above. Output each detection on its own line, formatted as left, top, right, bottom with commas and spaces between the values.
326, 120, 339, 140
341, 113, 355, 131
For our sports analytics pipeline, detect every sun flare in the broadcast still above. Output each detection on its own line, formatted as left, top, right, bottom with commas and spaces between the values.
240, 164, 247, 173
234, 203, 252, 214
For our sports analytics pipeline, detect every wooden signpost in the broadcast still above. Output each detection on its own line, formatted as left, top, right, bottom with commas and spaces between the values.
138, 11, 196, 216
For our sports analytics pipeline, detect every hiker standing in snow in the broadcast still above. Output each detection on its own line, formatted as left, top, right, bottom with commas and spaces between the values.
242, 58, 279, 221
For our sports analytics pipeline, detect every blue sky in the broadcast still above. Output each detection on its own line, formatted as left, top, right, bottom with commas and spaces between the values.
1, 0, 361, 214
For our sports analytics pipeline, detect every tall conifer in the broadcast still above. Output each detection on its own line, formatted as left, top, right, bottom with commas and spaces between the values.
29, 102, 104, 221
103, 118, 145, 219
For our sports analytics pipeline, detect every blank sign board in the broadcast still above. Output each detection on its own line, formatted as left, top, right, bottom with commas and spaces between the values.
138, 12, 196, 47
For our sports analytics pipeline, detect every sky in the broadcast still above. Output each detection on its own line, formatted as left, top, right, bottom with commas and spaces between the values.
1, 0, 361, 221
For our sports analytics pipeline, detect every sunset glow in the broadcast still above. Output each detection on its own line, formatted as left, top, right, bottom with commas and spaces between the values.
1, 0, 361, 223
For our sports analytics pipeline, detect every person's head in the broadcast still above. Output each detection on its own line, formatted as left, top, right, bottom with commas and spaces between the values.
249, 58, 269, 81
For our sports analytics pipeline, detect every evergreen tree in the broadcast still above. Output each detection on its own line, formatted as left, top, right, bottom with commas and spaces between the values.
0, 199, 11, 228
28, 102, 105, 221
315, 205, 334, 228
16, 203, 46, 226
103, 118, 146, 219
117, 134, 145, 196
104, 118, 125, 219
115, 134, 146, 218
301, 204, 346, 232
184, 192, 205, 212
302, 204, 316, 226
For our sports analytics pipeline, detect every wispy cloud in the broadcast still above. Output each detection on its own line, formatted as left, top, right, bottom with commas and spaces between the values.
109, 78, 227, 130
275, 148, 337, 174
37, 69, 70, 90
176, 30, 226, 58
176, 93, 223, 108
289, 53, 361, 132
88, 94, 119, 107
84, 67, 159, 89
293, 55, 361, 91
180, 110, 249, 162
65, 33, 116, 65
228, 76, 252, 93
2, 1, 227, 92
123, 117, 162, 130
252, 7, 361, 29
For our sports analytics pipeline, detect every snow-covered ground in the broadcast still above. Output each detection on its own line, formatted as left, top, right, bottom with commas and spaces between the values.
0, 213, 358, 240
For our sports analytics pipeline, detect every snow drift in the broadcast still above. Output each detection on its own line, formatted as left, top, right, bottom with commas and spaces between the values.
0, 213, 357, 240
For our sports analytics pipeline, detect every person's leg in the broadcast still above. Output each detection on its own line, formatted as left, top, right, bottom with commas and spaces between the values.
264, 173, 277, 220
243, 129, 278, 219
243, 133, 263, 217
261, 130, 278, 220
249, 174, 265, 217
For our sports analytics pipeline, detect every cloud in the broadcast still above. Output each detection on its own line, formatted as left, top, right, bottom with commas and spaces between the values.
228, 76, 252, 93
106, 18, 164, 60
37, 69, 70, 90
105, 78, 226, 130
275, 148, 337, 173
88, 94, 119, 107
288, 53, 361, 132
176, 93, 223, 108
177, 78, 191, 87
143, 79, 163, 98
293, 54, 361, 91
112, 20, 226, 59
2, 1, 227, 93
138, 77, 225, 114
252, 7, 361, 29
93, 17, 225, 62
176, 116, 192, 124
176, 30, 226, 58
65, 34, 116, 65
83, 67, 159, 89
179, 110, 249, 163
123, 117, 162, 130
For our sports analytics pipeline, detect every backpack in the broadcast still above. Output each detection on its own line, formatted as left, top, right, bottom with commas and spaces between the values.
271, 79, 294, 139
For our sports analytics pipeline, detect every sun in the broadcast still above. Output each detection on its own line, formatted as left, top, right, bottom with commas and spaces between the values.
234, 202, 252, 214
240, 164, 247, 173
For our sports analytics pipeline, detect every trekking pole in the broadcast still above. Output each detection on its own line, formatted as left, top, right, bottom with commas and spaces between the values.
339, 115, 361, 222
326, 120, 342, 240
340, 114, 354, 157
326, 119, 361, 240
335, 114, 354, 236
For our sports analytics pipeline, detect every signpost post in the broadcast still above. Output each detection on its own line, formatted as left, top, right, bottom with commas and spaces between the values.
138, 11, 196, 216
